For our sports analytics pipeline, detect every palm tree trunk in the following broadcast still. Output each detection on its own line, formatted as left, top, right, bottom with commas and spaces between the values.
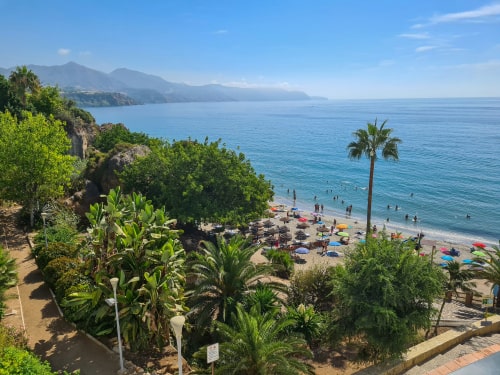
432, 294, 448, 337
366, 156, 375, 235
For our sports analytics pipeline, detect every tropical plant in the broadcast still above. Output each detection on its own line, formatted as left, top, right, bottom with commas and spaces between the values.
332, 236, 444, 361
432, 260, 477, 337
264, 248, 294, 279
287, 303, 323, 348
243, 283, 283, 315
347, 119, 401, 235
63, 188, 187, 351
8, 65, 40, 106
187, 234, 281, 329
475, 243, 500, 307
192, 305, 314, 375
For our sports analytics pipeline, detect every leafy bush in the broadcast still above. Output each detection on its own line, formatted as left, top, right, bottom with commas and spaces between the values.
0, 324, 27, 352
35, 242, 77, 271
54, 268, 92, 302
93, 123, 150, 152
0, 346, 57, 374
264, 249, 294, 279
0, 248, 17, 319
43, 257, 81, 290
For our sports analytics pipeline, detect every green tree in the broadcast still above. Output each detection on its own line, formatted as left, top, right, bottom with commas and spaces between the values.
8, 66, 40, 106
193, 305, 314, 375
0, 112, 75, 227
333, 236, 444, 361
187, 234, 281, 329
287, 303, 323, 348
121, 138, 274, 226
432, 260, 476, 337
347, 119, 401, 235
93, 123, 150, 152
476, 243, 500, 306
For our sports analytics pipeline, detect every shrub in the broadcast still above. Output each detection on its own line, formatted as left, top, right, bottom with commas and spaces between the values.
264, 249, 294, 279
0, 346, 56, 374
43, 257, 81, 290
55, 268, 92, 302
0, 324, 27, 352
35, 242, 77, 271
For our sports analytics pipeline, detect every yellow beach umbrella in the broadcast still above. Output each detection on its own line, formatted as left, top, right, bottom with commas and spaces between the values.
336, 223, 348, 229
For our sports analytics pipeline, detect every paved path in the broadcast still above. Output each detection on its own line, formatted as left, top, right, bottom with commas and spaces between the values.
2, 210, 121, 375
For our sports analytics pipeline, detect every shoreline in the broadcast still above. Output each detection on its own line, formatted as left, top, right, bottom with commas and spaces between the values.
273, 195, 498, 249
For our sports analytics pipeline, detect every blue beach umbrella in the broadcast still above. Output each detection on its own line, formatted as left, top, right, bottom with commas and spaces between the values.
441, 255, 453, 261
462, 259, 473, 264
329, 241, 341, 246
295, 247, 310, 254
326, 250, 339, 257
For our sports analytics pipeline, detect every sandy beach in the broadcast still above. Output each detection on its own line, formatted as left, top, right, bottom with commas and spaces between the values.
249, 202, 496, 296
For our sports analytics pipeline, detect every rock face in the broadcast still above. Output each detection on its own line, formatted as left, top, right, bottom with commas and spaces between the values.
99, 144, 151, 193
66, 117, 98, 158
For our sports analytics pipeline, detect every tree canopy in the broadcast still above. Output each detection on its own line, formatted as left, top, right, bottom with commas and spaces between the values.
332, 236, 444, 361
0, 111, 75, 226
120, 138, 274, 226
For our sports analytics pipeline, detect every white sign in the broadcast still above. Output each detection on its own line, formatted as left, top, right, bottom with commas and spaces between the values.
481, 295, 493, 308
207, 343, 219, 364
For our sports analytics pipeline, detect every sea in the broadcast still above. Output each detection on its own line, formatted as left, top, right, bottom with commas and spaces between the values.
87, 98, 500, 247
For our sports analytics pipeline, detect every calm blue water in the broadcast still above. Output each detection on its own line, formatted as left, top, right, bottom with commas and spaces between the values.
88, 98, 500, 246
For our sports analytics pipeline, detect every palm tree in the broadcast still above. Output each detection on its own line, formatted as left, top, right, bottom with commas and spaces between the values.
476, 243, 500, 307
188, 234, 283, 328
8, 65, 40, 106
432, 260, 476, 337
347, 119, 401, 235
193, 305, 314, 375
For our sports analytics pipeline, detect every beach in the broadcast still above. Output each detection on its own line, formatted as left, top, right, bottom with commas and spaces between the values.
249, 201, 495, 296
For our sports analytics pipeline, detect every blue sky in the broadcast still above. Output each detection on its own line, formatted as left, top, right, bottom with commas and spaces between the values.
1, 0, 500, 99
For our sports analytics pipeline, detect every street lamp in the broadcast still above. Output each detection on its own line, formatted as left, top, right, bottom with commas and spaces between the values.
105, 277, 124, 371
40, 212, 48, 249
170, 315, 185, 375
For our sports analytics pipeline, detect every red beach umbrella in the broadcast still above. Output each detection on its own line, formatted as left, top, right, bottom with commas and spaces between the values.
298, 217, 308, 222
472, 242, 486, 248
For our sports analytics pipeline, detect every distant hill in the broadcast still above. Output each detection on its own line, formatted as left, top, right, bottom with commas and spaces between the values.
0, 62, 319, 106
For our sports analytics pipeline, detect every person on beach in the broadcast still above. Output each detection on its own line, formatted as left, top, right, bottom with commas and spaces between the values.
405, 214, 409, 220
372, 224, 377, 232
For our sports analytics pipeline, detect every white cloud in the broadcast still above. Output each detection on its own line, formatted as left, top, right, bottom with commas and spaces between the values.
415, 45, 437, 53
57, 48, 70, 56
399, 32, 430, 39
447, 59, 500, 70
213, 29, 228, 34
79, 50, 92, 56
430, 3, 500, 24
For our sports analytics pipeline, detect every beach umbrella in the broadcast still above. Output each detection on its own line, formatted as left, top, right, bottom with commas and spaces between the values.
326, 250, 340, 257
278, 226, 290, 233
296, 222, 310, 229
279, 216, 291, 223
329, 241, 341, 246
337, 232, 349, 237
462, 259, 473, 264
263, 219, 274, 228
336, 223, 348, 229
298, 217, 308, 222
265, 227, 278, 236
440, 247, 448, 251
472, 250, 487, 257
441, 255, 453, 261
317, 220, 324, 225
317, 226, 330, 233
280, 233, 292, 242
295, 247, 310, 254
472, 242, 486, 248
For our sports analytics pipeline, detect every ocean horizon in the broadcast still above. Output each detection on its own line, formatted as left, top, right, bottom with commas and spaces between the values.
87, 97, 500, 247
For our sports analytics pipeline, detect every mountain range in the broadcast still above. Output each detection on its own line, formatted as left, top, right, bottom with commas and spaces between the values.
0, 62, 321, 106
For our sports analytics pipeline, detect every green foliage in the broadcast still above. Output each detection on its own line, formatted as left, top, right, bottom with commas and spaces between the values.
54, 268, 92, 302
243, 283, 283, 315
43, 257, 81, 290
64, 188, 187, 351
288, 264, 336, 312
332, 236, 444, 361
0, 324, 27, 352
264, 249, 294, 279
347, 119, 401, 234
192, 305, 314, 375
0, 248, 17, 319
93, 124, 150, 152
35, 242, 78, 271
120, 138, 274, 226
0, 346, 57, 374
0, 111, 76, 226
286, 303, 323, 348
187, 234, 280, 329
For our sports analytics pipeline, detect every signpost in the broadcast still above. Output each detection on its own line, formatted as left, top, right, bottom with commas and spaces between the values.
207, 343, 219, 375
481, 295, 494, 326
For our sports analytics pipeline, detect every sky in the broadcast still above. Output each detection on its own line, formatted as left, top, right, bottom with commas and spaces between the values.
1, 0, 500, 99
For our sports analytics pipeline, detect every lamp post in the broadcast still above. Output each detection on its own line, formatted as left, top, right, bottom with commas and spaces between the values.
170, 315, 185, 375
40, 212, 48, 249
106, 277, 124, 371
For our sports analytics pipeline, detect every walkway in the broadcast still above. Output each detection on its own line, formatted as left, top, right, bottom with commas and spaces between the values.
2, 208, 122, 375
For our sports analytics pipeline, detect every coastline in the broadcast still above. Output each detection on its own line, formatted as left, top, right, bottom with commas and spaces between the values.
248, 200, 496, 297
